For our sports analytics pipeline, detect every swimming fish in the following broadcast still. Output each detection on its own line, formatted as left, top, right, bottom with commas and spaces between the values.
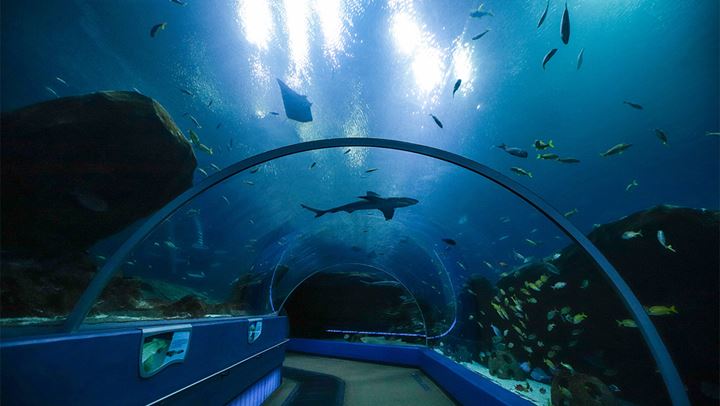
210, 163, 221, 171
180, 88, 194, 97
622, 230, 643, 240
542, 48, 558, 70
557, 157, 580, 163
533, 140, 554, 150
207, 99, 213, 107
365, 168, 379, 173
537, 153, 559, 160
563, 208, 578, 218
511, 167, 533, 178
216, 122, 223, 129
269, 111, 280, 116
537, 0, 549, 28
344, 148, 351, 154
497, 143, 529, 158
525, 238, 538, 246
55, 76, 68, 86
657, 230, 676, 252
430, 114, 443, 128
222, 196, 230, 205
526, 281, 541, 292
442, 238, 457, 246
560, 362, 575, 373
577, 48, 585, 70
45, 86, 59, 98
163, 241, 179, 250
188, 115, 202, 128
188, 129, 201, 145
469, 4, 494, 18
301, 191, 418, 221
250, 167, 260, 174
551, 282, 567, 290
544, 359, 557, 370
186, 271, 206, 279
560, 306, 572, 315
277, 79, 313, 122
560, 1, 570, 44
623, 100, 643, 110
600, 143, 632, 157
197, 143, 213, 155
625, 179, 639, 191
491, 324, 502, 337
580, 279, 590, 289
572, 313, 588, 324
645, 305, 678, 316
655, 128, 669, 145
197, 168, 208, 177
547, 323, 555, 331
452, 79, 462, 98
472, 29, 491, 40
150, 23, 167, 38
243, 180, 255, 186
616, 319, 637, 328
170, 0, 186, 5
706, 132, 720, 136
310, 162, 317, 169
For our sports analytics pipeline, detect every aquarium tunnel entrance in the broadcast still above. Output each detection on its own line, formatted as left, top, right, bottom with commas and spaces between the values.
278, 263, 430, 345
59, 137, 689, 405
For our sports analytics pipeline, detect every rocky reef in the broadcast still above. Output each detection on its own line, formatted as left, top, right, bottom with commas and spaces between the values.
479, 205, 718, 405
1, 91, 196, 257
0, 91, 197, 320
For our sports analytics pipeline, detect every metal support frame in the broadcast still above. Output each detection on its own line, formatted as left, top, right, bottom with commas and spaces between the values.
64, 137, 689, 405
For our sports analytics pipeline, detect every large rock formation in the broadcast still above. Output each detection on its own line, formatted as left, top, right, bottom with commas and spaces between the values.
1, 91, 197, 256
485, 205, 718, 405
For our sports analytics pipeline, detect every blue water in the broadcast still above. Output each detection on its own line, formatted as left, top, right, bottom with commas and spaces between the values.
2, 1, 718, 230
1, 1, 718, 403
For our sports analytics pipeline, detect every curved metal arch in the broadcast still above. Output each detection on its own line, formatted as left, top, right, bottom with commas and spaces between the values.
273, 262, 429, 345
65, 137, 688, 406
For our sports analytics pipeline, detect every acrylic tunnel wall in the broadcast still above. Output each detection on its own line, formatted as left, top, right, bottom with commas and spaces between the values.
2, 139, 690, 406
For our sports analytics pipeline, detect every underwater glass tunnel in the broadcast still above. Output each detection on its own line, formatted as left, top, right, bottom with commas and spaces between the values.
1, 1, 718, 406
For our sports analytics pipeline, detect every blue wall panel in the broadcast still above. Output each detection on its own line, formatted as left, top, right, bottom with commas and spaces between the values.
1, 317, 288, 405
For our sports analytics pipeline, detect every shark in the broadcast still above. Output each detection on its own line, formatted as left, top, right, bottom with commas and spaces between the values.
301, 191, 418, 220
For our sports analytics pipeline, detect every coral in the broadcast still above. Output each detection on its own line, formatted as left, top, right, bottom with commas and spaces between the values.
488, 350, 527, 380
551, 372, 617, 406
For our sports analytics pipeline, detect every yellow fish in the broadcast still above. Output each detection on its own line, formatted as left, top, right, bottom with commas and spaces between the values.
544, 358, 556, 369
645, 305, 678, 316
539, 274, 549, 283
526, 281, 541, 291
572, 313, 588, 324
520, 288, 531, 296
616, 319, 637, 328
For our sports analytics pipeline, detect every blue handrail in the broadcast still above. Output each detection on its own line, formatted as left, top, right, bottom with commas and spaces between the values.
64, 137, 689, 406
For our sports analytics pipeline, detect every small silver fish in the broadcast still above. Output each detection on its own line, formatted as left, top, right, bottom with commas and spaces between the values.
657, 230, 676, 252
622, 230, 643, 240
